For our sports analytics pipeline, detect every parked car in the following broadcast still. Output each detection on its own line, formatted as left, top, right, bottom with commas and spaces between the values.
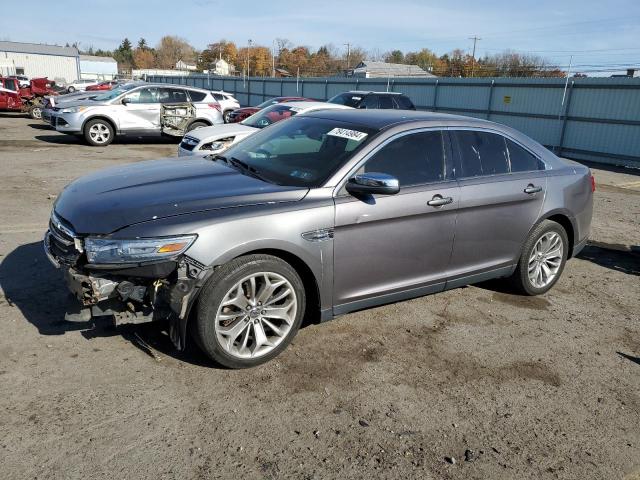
227, 96, 312, 123
45, 110, 593, 368
210, 91, 240, 123
0, 76, 59, 119
48, 83, 223, 146
328, 91, 416, 110
178, 101, 352, 156
86, 80, 120, 91
64, 79, 100, 93
41, 90, 104, 123
9, 75, 30, 88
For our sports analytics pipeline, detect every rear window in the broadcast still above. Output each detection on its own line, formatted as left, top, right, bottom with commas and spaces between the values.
187, 90, 207, 102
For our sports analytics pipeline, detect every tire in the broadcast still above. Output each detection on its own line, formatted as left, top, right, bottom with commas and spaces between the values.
194, 254, 306, 368
507, 220, 569, 295
67, 86, 75, 93
223, 110, 232, 123
29, 105, 42, 120
187, 121, 208, 132
83, 118, 114, 146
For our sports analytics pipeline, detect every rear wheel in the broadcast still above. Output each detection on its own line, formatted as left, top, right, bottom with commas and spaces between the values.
507, 220, 568, 295
67, 86, 76, 93
223, 110, 232, 123
29, 105, 42, 120
187, 121, 208, 132
84, 119, 114, 146
195, 254, 305, 368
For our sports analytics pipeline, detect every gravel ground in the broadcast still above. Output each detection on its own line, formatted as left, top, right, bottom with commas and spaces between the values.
0, 113, 638, 480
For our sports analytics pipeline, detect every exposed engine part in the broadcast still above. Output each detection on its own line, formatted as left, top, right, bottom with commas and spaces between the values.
64, 269, 118, 306
116, 281, 147, 303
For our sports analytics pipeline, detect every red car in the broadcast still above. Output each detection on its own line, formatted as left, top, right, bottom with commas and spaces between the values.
0, 77, 58, 118
86, 80, 119, 91
227, 96, 312, 123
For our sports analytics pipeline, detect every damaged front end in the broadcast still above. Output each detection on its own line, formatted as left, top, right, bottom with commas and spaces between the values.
44, 211, 208, 350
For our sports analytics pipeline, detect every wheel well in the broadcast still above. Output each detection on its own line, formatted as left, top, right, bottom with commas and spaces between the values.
190, 118, 212, 127
547, 214, 575, 257
82, 116, 116, 134
235, 248, 321, 325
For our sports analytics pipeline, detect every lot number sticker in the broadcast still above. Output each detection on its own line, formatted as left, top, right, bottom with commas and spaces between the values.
327, 128, 368, 142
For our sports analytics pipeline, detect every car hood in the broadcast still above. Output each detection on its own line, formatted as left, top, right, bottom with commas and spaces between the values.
54, 157, 309, 235
186, 123, 258, 142
54, 99, 110, 109
233, 107, 260, 114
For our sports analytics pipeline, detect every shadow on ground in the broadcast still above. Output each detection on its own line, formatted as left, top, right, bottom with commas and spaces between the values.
0, 241, 217, 367
578, 241, 640, 276
34, 134, 180, 146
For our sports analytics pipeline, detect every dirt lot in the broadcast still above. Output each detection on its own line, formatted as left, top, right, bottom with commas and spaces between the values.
0, 113, 638, 480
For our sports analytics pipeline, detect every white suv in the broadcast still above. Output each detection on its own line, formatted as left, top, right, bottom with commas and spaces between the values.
65, 79, 100, 93
210, 91, 240, 123
49, 83, 223, 146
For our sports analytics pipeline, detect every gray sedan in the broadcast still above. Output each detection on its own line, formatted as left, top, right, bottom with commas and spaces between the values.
45, 110, 593, 368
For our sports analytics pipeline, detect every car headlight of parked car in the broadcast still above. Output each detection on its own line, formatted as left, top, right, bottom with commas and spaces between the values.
200, 141, 225, 151
84, 235, 197, 264
59, 106, 88, 114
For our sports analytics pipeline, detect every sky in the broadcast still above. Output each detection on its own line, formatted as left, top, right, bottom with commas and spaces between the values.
1, 0, 639, 75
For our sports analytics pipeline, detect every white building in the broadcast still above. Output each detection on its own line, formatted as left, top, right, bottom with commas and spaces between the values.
175, 60, 197, 71
350, 61, 436, 78
0, 41, 80, 84
212, 59, 231, 76
79, 55, 118, 80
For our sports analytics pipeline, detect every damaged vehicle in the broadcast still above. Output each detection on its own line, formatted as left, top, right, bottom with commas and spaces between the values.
45, 110, 594, 368
49, 83, 223, 146
177, 101, 352, 156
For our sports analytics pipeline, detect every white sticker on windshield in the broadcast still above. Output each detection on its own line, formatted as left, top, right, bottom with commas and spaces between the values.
327, 128, 368, 142
351, 96, 362, 101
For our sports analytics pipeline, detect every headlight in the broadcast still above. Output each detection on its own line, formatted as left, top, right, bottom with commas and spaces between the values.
200, 141, 225, 151
84, 235, 197, 264
60, 106, 88, 114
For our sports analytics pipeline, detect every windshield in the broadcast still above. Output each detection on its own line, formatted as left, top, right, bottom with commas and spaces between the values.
242, 104, 300, 129
328, 93, 364, 108
221, 116, 376, 187
92, 83, 138, 101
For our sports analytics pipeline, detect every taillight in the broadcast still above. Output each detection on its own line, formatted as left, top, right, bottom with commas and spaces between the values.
208, 103, 221, 112
590, 173, 596, 192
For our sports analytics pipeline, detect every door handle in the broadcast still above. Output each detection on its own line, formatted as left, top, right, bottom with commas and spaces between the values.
427, 195, 453, 207
524, 184, 543, 194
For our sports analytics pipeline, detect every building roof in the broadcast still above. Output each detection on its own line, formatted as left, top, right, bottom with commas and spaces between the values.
80, 54, 116, 63
352, 61, 436, 78
0, 41, 78, 57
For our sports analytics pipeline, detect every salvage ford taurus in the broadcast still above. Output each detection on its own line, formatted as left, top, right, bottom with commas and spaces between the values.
45, 110, 594, 368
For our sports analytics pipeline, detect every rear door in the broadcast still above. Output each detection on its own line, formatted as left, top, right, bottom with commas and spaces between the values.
446, 129, 548, 285
333, 129, 459, 310
119, 86, 161, 133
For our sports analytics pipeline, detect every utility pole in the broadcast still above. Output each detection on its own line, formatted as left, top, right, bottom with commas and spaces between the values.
344, 43, 351, 70
469, 36, 481, 77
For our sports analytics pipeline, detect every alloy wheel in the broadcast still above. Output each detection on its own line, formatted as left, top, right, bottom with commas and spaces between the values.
528, 232, 563, 288
89, 123, 111, 144
214, 272, 297, 359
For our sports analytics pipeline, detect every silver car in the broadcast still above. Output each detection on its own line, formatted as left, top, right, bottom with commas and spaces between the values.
49, 83, 224, 146
45, 110, 593, 368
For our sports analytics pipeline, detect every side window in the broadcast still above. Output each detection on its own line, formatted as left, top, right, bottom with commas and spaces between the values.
378, 96, 394, 109
187, 90, 207, 102
454, 131, 509, 177
159, 88, 188, 103
360, 95, 378, 109
213, 93, 225, 101
124, 87, 158, 104
364, 131, 446, 186
393, 95, 415, 110
506, 139, 545, 172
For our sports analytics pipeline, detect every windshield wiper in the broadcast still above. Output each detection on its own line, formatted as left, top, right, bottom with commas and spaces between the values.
228, 157, 271, 183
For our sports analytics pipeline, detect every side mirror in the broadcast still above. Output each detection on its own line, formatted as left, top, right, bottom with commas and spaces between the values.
121, 97, 131, 105
346, 172, 400, 196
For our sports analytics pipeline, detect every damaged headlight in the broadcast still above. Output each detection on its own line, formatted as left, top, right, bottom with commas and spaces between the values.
84, 235, 197, 264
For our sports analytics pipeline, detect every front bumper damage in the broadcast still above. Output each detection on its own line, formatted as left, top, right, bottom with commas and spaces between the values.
44, 223, 209, 350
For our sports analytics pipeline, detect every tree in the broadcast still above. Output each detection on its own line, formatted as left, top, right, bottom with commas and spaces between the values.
199, 40, 238, 71
137, 38, 148, 50
113, 38, 134, 72
133, 49, 155, 69
404, 48, 438, 72
155, 35, 196, 69
385, 50, 405, 64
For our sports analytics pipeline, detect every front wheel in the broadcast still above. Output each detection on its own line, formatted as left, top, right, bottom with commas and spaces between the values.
84, 119, 114, 146
67, 86, 76, 93
507, 220, 568, 295
194, 254, 306, 368
29, 105, 42, 120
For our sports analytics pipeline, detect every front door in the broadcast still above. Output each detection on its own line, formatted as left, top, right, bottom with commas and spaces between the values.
447, 130, 548, 284
119, 87, 161, 133
333, 130, 459, 312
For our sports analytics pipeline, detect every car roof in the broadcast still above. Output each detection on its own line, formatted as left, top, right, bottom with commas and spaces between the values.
301, 108, 500, 130
340, 90, 405, 96
284, 101, 352, 111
